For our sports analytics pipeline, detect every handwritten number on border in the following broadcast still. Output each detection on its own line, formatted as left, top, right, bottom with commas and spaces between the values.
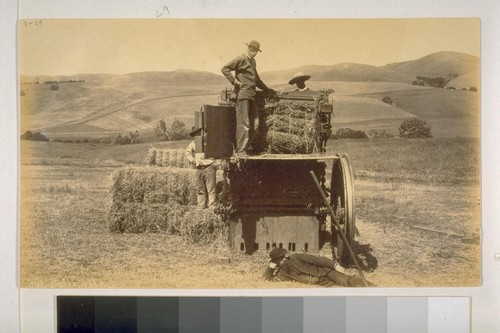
24, 20, 43, 27
156, 5, 170, 17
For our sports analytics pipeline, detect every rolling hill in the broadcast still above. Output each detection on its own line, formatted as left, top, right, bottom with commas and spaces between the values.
20, 51, 480, 139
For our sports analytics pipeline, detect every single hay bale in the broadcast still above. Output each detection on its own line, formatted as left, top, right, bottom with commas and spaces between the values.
258, 100, 318, 154
180, 208, 228, 245
108, 202, 190, 233
110, 167, 197, 205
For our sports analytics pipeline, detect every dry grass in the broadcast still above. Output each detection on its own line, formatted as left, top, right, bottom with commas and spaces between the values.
257, 101, 318, 154
20, 136, 480, 288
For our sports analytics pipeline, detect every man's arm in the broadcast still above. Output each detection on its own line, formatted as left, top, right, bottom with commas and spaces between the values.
255, 72, 269, 91
221, 56, 241, 86
185, 141, 196, 165
255, 71, 276, 96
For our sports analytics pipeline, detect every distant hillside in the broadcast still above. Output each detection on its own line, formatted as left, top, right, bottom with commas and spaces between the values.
384, 51, 479, 84
19, 51, 480, 138
262, 51, 479, 89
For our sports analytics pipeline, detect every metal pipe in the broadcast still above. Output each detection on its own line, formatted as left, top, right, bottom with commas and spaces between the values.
309, 170, 368, 287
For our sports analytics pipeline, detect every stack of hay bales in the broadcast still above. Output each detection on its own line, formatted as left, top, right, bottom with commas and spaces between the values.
107, 166, 227, 244
257, 100, 318, 154
145, 148, 190, 168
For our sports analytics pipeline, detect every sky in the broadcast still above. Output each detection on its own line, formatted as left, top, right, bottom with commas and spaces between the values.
19, 18, 480, 76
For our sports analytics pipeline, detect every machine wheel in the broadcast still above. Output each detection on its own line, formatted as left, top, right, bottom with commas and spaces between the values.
330, 153, 356, 264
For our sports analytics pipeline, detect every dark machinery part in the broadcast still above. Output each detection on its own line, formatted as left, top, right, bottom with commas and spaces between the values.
194, 88, 355, 264
310, 170, 366, 286
330, 154, 356, 262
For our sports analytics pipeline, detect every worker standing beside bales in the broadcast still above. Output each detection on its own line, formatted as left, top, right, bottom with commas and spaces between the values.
185, 127, 216, 209
221, 40, 275, 155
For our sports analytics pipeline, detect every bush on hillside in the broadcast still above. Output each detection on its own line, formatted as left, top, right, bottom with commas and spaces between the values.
155, 118, 189, 141
50, 84, 60, 91
111, 131, 141, 145
469, 86, 478, 92
333, 128, 368, 140
155, 119, 170, 141
169, 118, 189, 141
20, 130, 49, 142
382, 96, 393, 105
412, 73, 458, 88
399, 118, 432, 138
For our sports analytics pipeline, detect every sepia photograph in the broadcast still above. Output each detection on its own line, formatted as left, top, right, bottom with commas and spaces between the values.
19, 18, 480, 289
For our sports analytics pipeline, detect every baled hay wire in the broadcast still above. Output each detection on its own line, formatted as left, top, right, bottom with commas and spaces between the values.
145, 149, 157, 166
161, 149, 170, 167
180, 208, 228, 245
177, 150, 189, 168
111, 167, 197, 205
168, 149, 178, 167
156, 150, 164, 167
260, 101, 318, 154
107, 202, 190, 233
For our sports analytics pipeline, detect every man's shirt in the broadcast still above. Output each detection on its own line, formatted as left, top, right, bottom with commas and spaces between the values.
221, 54, 268, 101
185, 140, 214, 167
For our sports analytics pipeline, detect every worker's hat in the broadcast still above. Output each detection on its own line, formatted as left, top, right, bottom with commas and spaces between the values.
189, 126, 202, 137
269, 248, 288, 262
246, 40, 262, 52
288, 72, 311, 85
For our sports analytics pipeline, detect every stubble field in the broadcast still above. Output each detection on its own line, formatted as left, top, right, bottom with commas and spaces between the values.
20, 136, 480, 289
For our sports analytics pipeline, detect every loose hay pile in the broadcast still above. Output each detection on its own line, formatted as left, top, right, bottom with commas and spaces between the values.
145, 148, 190, 168
107, 166, 228, 244
257, 100, 319, 154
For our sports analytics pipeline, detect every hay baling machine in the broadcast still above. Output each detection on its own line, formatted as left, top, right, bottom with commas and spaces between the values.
193, 88, 355, 264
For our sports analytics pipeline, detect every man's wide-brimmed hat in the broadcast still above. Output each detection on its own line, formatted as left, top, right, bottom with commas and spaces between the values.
246, 40, 262, 52
288, 72, 311, 85
189, 126, 202, 137
269, 248, 288, 262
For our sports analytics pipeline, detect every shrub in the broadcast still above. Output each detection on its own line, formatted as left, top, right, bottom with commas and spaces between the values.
113, 133, 131, 145
21, 130, 49, 141
382, 96, 393, 104
412, 73, 458, 88
129, 130, 140, 144
155, 119, 170, 141
399, 118, 432, 138
20, 130, 33, 140
169, 118, 189, 141
333, 128, 368, 139
469, 86, 478, 92
50, 84, 60, 91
